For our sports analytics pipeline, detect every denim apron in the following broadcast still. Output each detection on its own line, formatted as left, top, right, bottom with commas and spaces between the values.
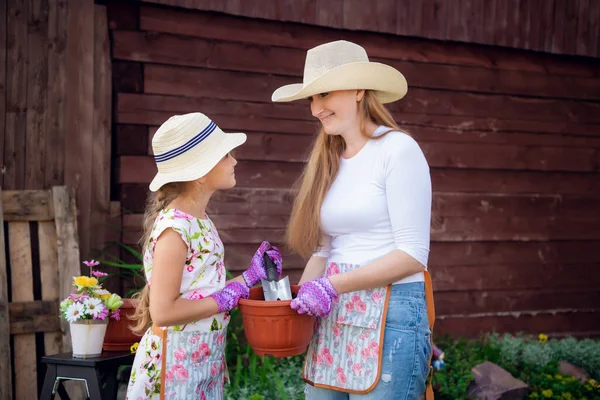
303, 261, 435, 398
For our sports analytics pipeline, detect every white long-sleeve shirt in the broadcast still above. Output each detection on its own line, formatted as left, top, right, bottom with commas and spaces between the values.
314, 126, 432, 284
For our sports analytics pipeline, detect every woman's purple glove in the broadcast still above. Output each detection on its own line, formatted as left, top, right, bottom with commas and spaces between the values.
210, 282, 249, 313
290, 277, 339, 318
242, 241, 283, 288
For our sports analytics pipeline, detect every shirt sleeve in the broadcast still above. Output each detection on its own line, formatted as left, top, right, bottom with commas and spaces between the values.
312, 233, 332, 258
383, 133, 432, 267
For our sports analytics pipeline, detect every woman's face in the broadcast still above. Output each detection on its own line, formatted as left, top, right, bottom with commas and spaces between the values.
309, 90, 364, 135
200, 152, 238, 191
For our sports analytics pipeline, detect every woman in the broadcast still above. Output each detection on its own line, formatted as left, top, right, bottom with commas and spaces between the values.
272, 41, 435, 399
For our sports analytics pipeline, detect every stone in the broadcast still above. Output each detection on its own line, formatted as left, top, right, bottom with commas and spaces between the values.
559, 361, 590, 383
467, 361, 529, 400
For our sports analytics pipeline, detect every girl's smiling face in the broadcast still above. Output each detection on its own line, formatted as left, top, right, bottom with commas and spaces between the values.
309, 90, 364, 136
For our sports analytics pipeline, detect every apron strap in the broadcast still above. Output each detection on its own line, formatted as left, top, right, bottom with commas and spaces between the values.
424, 270, 436, 400
151, 325, 168, 400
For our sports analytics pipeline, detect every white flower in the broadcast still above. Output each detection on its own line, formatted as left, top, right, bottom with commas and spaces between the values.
65, 303, 85, 323
84, 298, 104, 318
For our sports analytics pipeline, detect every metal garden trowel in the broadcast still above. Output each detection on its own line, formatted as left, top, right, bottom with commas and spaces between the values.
261, 253, 292, 301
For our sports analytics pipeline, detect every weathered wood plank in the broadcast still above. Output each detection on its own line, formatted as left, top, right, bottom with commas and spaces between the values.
106, 0, 139, 30
4, 0, 28, 190
0, 189, 13, 400
90, 4, 112, 265
138, 4, 600, 78
65, 0, 94, 260
435, 288, 600, 316
0, 0, 7, 178
39, 221, 61, 354
45, 0, 68, 187
113, 31, 600, 100
563, 0, 580, 54
118, 92, 600, 140
9, 300, 60, 335
9, 222, 37, 400
436, 310, 600, 338
52, 186, 80, 352
1, 189, 53, 221
143, 65, 600, 124
25, 0, 48, 190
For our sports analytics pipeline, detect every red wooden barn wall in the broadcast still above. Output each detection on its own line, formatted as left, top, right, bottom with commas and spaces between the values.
140, 0, 600, 58
108, 2, 600, 337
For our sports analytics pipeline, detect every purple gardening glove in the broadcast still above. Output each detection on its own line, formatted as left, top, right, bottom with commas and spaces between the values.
210, 281, 249, 313
290, 277, 339, 318
242, 241, 283, 288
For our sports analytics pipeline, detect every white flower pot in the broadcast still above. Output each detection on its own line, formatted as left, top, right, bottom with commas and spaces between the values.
69, 319, 108, 358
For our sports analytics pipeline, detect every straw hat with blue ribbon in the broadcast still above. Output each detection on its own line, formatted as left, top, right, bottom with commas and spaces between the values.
149, 113, 246, 192
271, 40, 407, 104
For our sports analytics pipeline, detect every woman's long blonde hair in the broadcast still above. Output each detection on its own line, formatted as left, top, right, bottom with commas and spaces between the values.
130, 182, 187, 335
286, 90, 402, 258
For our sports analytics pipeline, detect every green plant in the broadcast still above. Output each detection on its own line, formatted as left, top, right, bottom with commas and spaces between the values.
98, 241, 145, 297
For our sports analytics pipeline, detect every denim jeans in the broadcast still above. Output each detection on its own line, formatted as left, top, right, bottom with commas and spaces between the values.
305, 282, 431, 400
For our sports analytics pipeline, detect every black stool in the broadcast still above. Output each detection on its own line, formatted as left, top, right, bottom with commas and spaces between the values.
40, 351, 135, 400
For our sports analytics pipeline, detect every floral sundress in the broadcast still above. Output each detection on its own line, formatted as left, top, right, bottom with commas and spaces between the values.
126, 208, 230, 399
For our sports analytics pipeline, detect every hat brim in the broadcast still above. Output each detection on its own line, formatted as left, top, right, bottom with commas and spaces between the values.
149, 132, 247, 192
271, 62, 407, 103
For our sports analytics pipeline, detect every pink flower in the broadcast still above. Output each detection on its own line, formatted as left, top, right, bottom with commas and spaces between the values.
332, 324, 342, 337
369, 341, 379, 358
361, 348, 370, 361
336, 367, 347, 385
110, 309, 121, 321
199, 342, 211, 357
185, 291, 204, 301
211, 363, 218, 377
356, 300, 367, 313
91, 270, 108, 277
351, 295, 361, 304
216, 333, 225, 346
346, 342, 355, 356
173, 209, 194, 221
165, 370, 175, 383
82, 260, 100, 268
321, 348, 333, 365
352, 363, 362, 375
186, 264, 194, 272
190, 350, 201, 363
326, 263, 340, 276
174, 348, 187, 361
371, 292, 383, 304
336, 315, 346, 324
200, 392, 207, 400
344, 302, 354, 312
172, 364, 189, 381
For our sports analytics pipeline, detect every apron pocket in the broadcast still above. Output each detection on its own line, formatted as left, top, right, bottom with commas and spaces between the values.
334, 286, 387, 329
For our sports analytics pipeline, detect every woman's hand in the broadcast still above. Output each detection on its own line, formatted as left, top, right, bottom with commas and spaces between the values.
290, 277, 338, 318
210, 281, 249, 313
242, 241, 283, 287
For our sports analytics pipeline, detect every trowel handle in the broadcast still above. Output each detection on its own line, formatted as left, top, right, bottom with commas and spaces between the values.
263, 253, 279, 282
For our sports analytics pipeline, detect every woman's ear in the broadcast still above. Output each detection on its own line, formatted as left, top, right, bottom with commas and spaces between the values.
356, 90, 365, 102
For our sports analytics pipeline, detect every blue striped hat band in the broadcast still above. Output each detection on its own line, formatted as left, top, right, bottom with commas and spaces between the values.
154, 121, 217, 163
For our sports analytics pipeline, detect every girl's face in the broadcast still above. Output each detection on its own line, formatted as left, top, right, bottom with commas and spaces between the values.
200, 152, 238, 191
309, 90, 364, 135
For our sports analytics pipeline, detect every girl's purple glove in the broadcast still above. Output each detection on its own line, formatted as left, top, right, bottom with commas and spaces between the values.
210, 281, 249, 313
290, 277, 339, 318
242, 241, 283, 288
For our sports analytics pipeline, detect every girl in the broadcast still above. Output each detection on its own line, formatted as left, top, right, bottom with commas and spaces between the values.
272, 41, 435, 399
126, 112, 281, 400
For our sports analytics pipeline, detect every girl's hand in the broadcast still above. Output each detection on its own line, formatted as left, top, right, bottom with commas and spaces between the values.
210, 281, 249, 313
290, 277, 338, 318
242, 241, 283, 288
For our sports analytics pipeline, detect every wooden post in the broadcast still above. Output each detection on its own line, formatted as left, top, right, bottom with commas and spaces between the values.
52, 186, 81, 353
0, 188, 13, 400
39, 221, 62, 356
9, 221, 37, 399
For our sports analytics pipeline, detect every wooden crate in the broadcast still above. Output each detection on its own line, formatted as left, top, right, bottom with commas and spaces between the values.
0, 186, 81, 400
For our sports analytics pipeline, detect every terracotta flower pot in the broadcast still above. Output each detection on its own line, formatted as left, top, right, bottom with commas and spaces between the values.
238, 285, 315, 358
103, 298, 143, 351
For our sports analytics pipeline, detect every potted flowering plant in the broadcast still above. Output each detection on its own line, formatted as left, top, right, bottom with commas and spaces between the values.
59, 260, 123, 358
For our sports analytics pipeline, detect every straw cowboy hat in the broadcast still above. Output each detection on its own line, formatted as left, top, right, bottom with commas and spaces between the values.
271, 40, 407, 103
149, 112, 246, 191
